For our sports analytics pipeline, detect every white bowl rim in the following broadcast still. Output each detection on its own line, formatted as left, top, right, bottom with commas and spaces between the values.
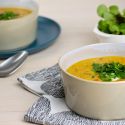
93, 24, 125, 37
58, 42, 125, 85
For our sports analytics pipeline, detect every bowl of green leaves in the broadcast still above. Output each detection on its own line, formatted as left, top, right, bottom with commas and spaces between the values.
94, 4, 125, 43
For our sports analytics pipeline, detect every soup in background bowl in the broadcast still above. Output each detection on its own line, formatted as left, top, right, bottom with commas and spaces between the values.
0, 0, 38, 51
59, 42, 125, 120
0, 7, 32, 20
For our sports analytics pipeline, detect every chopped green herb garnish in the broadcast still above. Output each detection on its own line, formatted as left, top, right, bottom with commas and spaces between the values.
92, 62, 125, 81
0, 11, 19, 20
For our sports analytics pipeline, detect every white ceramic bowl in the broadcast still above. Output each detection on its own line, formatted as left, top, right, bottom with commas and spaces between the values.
0, 0, 38, 51
93, 25, 125, 43
59, 43, 125, 120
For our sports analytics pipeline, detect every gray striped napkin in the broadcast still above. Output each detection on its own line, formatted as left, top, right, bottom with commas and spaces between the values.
18, 64, 125, 125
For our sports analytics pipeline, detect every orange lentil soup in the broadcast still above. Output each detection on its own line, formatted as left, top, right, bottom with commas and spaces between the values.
0, 7, 32, 19
67, 56, 125, 81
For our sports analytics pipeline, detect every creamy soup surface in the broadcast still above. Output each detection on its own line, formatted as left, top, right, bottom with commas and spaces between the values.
0, 7, 32, 20
67, 56, 125, 82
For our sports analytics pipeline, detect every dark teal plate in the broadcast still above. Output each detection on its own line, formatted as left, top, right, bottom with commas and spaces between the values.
0, 16, 61, 59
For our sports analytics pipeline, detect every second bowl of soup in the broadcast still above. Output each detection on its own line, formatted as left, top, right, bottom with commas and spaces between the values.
59, 42, 125, 120
0, 0, 38, 51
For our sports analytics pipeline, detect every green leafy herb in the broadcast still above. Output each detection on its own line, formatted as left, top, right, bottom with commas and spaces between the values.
97, 4, 125, 35
103, 11, 115, 21
92, 62, 125, 81
109, 24, 120, 34
0, 11, 19, 20
97, 4, 108, 17
119, 23, 125, 34
109, 5, 119, 15
98, 20, 110, 33
123, 9, 125, 17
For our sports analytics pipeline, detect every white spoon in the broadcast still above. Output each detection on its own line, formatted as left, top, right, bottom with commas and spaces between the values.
0, 51, 28, 77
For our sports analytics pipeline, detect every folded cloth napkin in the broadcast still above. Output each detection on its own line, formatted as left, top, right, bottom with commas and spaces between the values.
18, 64, 125, 125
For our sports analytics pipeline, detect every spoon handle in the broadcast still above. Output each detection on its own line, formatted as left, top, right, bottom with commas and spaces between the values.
0, 51, 28, 77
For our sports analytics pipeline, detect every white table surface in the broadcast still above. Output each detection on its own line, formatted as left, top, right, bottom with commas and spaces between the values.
0, 0, 124, 124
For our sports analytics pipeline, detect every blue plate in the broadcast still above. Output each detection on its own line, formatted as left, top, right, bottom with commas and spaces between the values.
0, 16, 61, 59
